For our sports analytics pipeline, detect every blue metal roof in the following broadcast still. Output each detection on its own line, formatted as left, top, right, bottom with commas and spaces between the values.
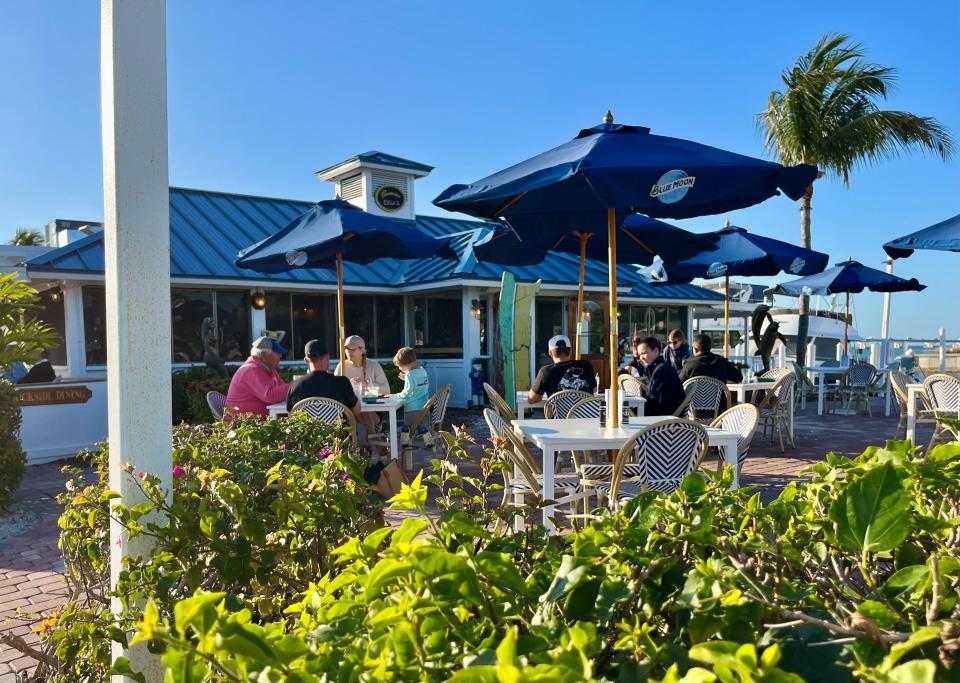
25, 187, 722, 301
315, 151, 434, 176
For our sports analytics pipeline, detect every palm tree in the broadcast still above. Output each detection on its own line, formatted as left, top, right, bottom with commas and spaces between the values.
9, 228, 44, 246
759, 34, 952, 366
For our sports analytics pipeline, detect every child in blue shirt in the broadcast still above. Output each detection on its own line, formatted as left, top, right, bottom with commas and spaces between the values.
392, 346, 429, 431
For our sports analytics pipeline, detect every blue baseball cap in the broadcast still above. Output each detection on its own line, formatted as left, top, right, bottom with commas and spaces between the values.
252, 336, 286, 356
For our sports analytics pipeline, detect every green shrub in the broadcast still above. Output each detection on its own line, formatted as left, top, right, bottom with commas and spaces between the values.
0, 380, 26, 512
381, 361, 405, 393
139, 435, 960, 682
25, 413, 381, 682
172, 364, 311, 425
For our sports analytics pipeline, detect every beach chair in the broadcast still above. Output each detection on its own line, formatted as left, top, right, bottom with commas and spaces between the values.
483, 409, 586, 528
483, 382, 517, 421
756, 374, 796, 452
291, 397, 359, 448
923, 374, 960, 450
595, 419, 708, 509
680, 376, 729, 423
710, 404, 759, 474
543, 390, 593, 419
206, 390, 226, 421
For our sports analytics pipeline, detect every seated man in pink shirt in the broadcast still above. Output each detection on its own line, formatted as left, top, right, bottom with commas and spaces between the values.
224, 336, 289, 419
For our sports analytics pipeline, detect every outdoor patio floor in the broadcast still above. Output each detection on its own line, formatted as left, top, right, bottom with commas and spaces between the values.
0, 398, 929, 680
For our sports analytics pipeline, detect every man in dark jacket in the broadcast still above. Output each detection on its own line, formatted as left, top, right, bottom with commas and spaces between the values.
636, 337, 686, 416
679, 334, 743, 385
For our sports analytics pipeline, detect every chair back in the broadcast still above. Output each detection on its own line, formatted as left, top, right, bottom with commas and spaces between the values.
889, 369, 910, 411
846, 362, 877, 388
611, 418, 707, 498
482, 408, 541, 489
544, 390, 593, 419
429, 384, 452, 429
483, 382, 517, 421
206, 391, 226, 421
924, 374, 960, 420
290, 397, 358, 446
618, 374, 645, 396
758, 374, 795, 412
566, 396, 603, 419
711, 404, 759, 467
760, 368, 792, 381
681, 376, 729, 422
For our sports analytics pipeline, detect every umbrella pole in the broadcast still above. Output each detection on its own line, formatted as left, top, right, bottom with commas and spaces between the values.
843, 290, 850, 358
723, 275, 730, 358
336, 252, 346, 359
575, 233, 588, 360
607, 209, 619, 428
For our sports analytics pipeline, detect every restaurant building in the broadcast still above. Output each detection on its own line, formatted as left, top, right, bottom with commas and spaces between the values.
14, 152, 722, 461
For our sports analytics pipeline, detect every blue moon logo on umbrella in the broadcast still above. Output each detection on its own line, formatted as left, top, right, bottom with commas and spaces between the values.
650, 169, 696, 204
789, 257, 806, 274
285, 250, 308, 267
375, 185, 406, 212
706, 262, 728, 278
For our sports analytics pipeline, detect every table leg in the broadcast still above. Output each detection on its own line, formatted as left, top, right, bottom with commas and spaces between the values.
736, 387, 746, 406
884, 377, 892, 417
723, 438, 739, 489
906, 388, 917, 444
788, 389, 795, 443
817, 373, 825, 416
389, 408, 399, 461
541, 445, 556, 534
636, 400, 644, 417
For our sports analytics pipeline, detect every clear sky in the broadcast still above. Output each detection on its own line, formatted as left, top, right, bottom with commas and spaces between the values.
1, 0, 957, 338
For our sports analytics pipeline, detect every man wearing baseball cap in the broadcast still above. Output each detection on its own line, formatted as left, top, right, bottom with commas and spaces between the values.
224, 336, 290, 419
287, 340, 366, 443
528, 334, 597, 404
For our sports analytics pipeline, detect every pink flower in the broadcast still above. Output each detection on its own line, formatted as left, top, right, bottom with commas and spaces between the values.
319, 447, 331, 459
280, 443, 287, 451
342, 473, 351, 482
172, 465, 186, 479
137, 471, 145, 479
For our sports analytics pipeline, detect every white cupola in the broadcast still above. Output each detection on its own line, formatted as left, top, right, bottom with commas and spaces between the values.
315, 151, 433, 222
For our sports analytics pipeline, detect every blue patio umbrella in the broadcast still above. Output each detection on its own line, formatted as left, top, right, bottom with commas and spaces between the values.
647, 224, 830, 354
771, 258, 926, 355
473, 214, 719, 357
883, 213, 960, 259
435, 112, 817, 425
236, 198, 456, 351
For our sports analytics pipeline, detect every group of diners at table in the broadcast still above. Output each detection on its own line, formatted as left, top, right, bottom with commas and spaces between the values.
526, 329, 744, 418
222, 334, 429, 448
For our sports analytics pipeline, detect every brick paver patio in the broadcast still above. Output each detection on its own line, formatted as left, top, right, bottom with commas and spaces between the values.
0, 400, 933, 680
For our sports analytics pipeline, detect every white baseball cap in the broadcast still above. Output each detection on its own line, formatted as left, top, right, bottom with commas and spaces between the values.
548, 334, 571, 352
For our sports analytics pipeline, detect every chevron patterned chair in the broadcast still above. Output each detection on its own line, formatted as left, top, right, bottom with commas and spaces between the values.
923, 374, 960, 450
543, 390, 593, 419
483, 382, 517, 422
680, 376, 729, 423
757, 374, 796, 452
840, 362, 878, 416
596, 418, 708, 510
291, 397, 359, 448
206, 390, 226, 421
710, 404, 759, 474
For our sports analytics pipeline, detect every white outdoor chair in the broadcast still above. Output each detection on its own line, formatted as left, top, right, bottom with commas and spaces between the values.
681, 376, 729, 423
206, 390, 226, 421
710, 404, 759, 473
595, 419, 708, 509
290, 397, 359, 448
923, 374, 960, 450
543, 390, 593, 420
483, 409, 586, 526
757, 374, 796, 452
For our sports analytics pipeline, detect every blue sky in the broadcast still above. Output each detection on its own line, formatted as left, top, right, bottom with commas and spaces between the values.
1, 1, 957, 338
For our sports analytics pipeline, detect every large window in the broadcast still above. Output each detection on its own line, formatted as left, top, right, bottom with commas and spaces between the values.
82, 286, 107, 366
411, 294, 462, 358
171, 289, 250, 363
36, 289, 67, 365
345, 295, 403, 358
619, 304, 688, 341
216, 291, 250, 362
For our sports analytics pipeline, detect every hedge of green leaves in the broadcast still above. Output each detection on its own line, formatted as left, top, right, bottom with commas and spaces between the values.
134, 434, 960, 683
0, 379, 26, 511
28, 413, 380, 682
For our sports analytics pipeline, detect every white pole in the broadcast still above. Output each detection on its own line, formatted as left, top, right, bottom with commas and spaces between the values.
102, 1, 170, 681
939, 327, 947, 372
880, 258, 893, 365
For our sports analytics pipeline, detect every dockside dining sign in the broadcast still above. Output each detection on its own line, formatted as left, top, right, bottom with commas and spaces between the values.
17, 385, 93, 406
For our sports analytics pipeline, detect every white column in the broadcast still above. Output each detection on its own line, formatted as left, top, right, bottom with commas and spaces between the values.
101, 2, 170, 681
63, 284, 87, 378
880, 258, 894, 367
462, 287, 481, 407
939, 327, 947, 372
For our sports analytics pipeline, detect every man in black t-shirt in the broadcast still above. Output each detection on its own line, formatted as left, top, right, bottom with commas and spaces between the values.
528, 335, 597, 404
287, 341, 365, 441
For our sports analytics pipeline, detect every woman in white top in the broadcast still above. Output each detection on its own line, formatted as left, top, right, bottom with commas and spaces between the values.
335, 335, 391, 435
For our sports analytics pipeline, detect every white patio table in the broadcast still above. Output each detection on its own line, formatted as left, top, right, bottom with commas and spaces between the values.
727, 379, 793, 441
516, 392, 646, 419
804, 366, 892, 417
267, 396, 402, 461
904, 382, 927, 444
511, 416, 741, 532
